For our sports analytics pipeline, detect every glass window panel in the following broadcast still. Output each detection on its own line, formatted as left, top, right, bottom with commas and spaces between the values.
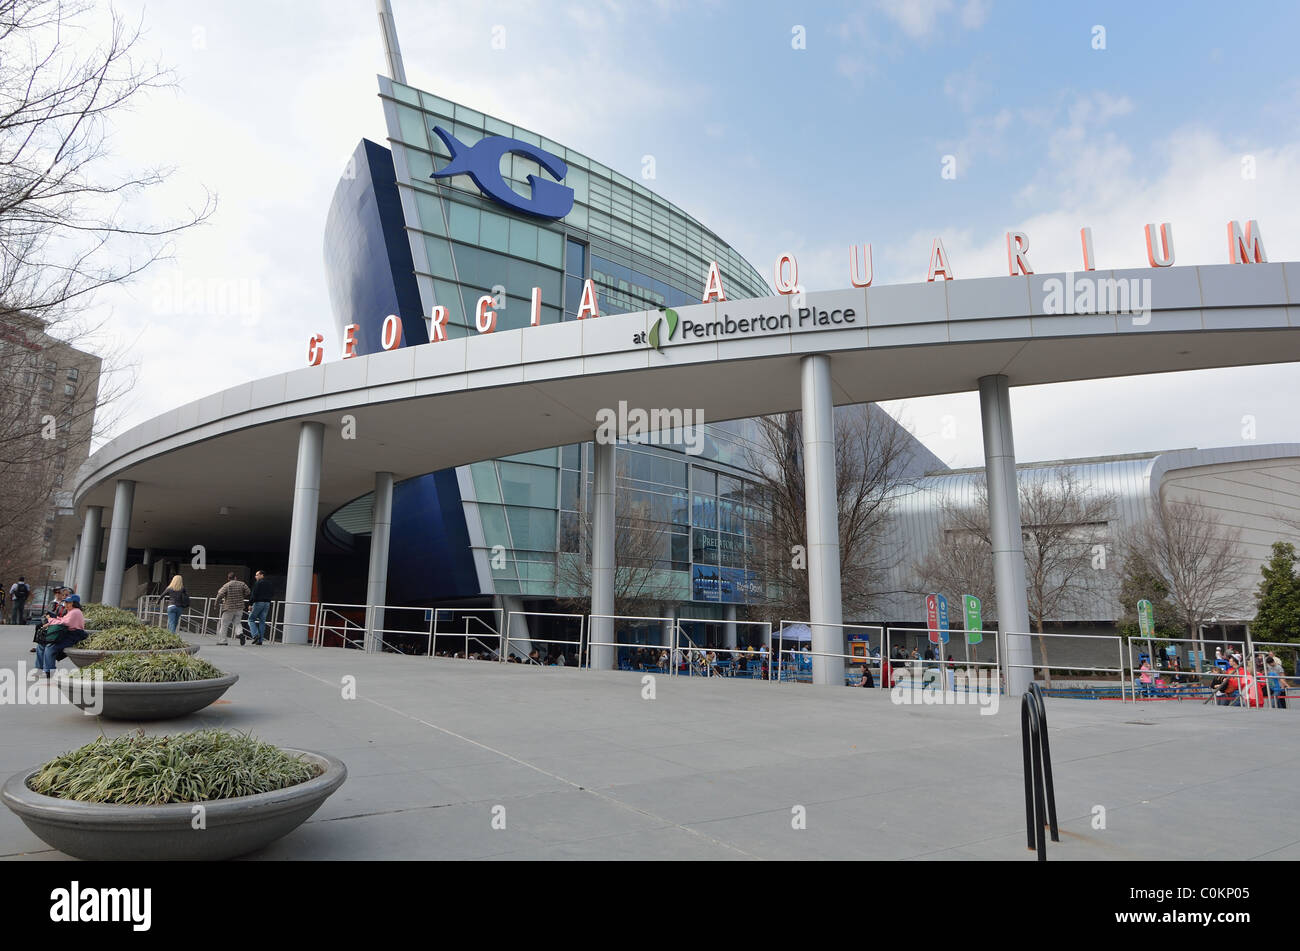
508, 219, 538, 259
451, 122, 482, 146
499, 462, 557, 508
470, 462, 501, 503
511, 153, 541, 184
519, 561, 555, 583
479, 504, 509, 548
536, 228, 563, 267
396, 105, 429, 148
560, 469, 579, 511
501, 447, 558, 466
433, 280, 467, 327
693, 493, 717, 529
511, 127, 541, 146
447, 203, 479, 244
565, 203, 587, 230
405, 147, 434, 181
693, 467, 717, 495
561, 444, 580, 470
506, 506, 557, 552
566, 239, 586, 277
566, 166, 589, 204
425, 237, 455, 279
564, 276, 582, 317
414, 191, 447, 236
479, 210, 509, 252
560, 512, 580, 553
392, 83, 419, 104
484, 115, 512, 136
453, 104, 484, 127
692, 529, 718, 564
420, 91, 454, 115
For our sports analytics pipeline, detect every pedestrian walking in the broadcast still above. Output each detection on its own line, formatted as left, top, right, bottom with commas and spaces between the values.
162, 575, 190, 633
247, 570, 273, 645
214, 572, 250, 645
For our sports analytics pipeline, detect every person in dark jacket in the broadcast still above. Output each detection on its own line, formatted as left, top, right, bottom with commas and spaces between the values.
162, 575, 188, 633
247, 570, 272, 645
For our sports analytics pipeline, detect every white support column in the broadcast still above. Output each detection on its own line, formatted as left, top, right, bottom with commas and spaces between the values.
801, 354, 845, 686
498, 594, 532, 660
661, 604, 678, 650
979, 374, 1032, 696
589, 437, 616, 670
365, 471, 394, 653
100, 479, 136, 608
723, 603, 738, 650
76, 507, 103, 602
283, 421, 324, 645
68, 535, 81, 593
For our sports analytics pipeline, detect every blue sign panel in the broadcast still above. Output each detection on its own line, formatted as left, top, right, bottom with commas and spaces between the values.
430, 127, 574, 220
692, 565, 759, 603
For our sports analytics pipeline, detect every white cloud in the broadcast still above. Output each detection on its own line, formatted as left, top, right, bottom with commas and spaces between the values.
875, 0, 990, 40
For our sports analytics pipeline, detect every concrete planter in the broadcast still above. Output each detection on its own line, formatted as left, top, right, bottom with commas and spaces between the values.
64, 645, 200, 669
59, 674, 239, 720
2, 749, 347, 861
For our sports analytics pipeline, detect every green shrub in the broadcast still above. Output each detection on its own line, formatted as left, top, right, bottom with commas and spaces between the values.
29, 730, 321, 805
81, 604, 145, 630
79, 627, 187, 651
73, 653, 226, 683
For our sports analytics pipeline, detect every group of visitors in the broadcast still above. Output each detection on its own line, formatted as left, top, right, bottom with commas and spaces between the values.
27, 586, 85, 679
160, 570, 274, 645
623, 644, 772, 678
1208, 650, 1289, 708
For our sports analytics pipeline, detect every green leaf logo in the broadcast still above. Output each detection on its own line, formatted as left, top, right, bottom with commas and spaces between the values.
647, 307, 679, 352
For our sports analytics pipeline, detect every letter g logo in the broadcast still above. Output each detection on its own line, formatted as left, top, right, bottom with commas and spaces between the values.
431, 127, 574, 220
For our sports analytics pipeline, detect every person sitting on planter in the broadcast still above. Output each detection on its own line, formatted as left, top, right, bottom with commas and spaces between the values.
32, 594, 86, 679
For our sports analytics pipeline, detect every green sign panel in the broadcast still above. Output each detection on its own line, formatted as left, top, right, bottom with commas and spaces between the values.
1137, 599, 1154, 638
963, 594, 982, 644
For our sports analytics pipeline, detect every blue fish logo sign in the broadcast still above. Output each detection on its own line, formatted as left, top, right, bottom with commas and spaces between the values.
430, 126, 574, 220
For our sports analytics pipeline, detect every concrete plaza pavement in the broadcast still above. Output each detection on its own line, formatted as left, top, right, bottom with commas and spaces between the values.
1, 624, 1296, 861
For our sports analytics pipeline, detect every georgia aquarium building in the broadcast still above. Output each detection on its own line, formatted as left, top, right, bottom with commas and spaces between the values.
320, 74, 939, 646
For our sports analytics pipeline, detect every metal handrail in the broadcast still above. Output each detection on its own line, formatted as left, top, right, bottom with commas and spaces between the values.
1021, 682, 1059, 861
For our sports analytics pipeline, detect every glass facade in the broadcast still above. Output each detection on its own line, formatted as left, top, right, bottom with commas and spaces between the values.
323, 78, 806, 608
383, 80, 769, 339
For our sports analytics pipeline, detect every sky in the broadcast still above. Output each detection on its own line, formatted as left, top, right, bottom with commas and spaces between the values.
63, 0, 1300, 468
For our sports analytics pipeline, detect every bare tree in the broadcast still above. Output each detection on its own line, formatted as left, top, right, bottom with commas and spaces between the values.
1, 1, 211, 579
1120, 498, 1249, 666
554, 484, 683, 618
1, 0, 214, 328
913, 468, 1116, 684
745, 404, 923, 625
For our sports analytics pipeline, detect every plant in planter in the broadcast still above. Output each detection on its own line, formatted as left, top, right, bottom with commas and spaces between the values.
3, 729, 347, 860
62, 654, 239, 720
80, 604, 145, 631
66, 626, 199, 668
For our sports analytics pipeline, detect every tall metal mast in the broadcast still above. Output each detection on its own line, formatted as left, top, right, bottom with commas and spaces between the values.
376, 0, 407, 84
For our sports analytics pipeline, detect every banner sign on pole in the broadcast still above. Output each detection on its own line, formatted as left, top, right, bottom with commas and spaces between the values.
963, 594, 982, 644
925, 594, 939, 643
936, 593, 950, 645
1137, 599, 1154, 638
